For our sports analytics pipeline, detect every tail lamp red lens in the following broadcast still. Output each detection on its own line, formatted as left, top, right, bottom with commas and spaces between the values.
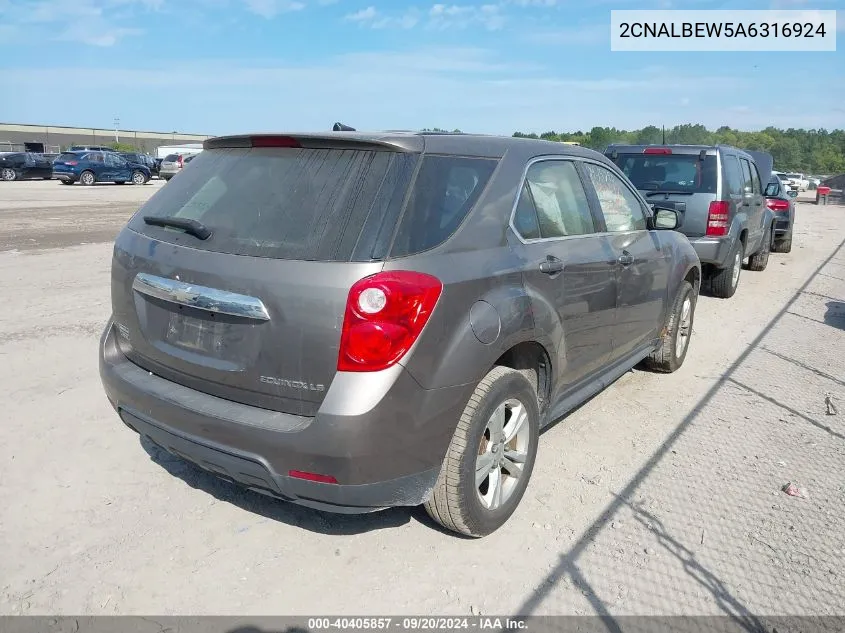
337, 271, 443, 372
705, 201, 730, 236
288, 470, 338, 484
766, 198, 790, 212
177, 155, 183, 168
251, 136, 302, 148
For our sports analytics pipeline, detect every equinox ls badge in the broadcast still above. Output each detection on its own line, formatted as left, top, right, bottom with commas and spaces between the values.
260, 376, 325, 392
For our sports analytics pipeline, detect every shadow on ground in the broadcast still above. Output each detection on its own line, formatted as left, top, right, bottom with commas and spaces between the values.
824, 301, 845, 330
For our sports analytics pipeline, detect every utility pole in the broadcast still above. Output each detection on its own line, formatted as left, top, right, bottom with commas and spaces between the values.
114, 117, 120, 144
662, 125, 666, 144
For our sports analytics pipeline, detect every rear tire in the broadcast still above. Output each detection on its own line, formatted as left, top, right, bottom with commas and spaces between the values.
1, 168, 17, 181
60, 180, 74, 186
709, 240, 743, 299
746, 225, 771, 272
131, 171, 147, 185
424, 366, 540, 538
642, 280, 696, 373
80, 170, 96, 186
772, 236, 792, 253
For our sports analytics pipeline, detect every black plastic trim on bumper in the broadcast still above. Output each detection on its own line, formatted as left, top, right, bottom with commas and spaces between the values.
120, 407, 439, 514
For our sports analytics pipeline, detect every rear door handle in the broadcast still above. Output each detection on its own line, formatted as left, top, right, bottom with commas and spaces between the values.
539, 256, 564, 275
618, 252, 634, 267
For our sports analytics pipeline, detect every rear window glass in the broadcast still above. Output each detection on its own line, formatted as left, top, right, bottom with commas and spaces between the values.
389, 155, 497, 257
610, 153, 718, 194
57, 153, 79, 162
163, 154, 178, 162
130, 147, 419, 262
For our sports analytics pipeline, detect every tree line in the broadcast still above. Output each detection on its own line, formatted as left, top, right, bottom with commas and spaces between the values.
512, 124, 845, 175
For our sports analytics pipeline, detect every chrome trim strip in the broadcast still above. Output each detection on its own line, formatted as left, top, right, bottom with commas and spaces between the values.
132, 273, 271, 321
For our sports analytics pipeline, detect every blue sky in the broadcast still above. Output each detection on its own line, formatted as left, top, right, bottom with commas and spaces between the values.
0, 0, 842, 136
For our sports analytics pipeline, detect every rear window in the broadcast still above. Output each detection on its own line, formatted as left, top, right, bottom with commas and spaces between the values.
131, 147, 497, 261
610, 153, 718, 194
163, 154, 178, 162
131, 147, 419, 261
57, 152, 79, 162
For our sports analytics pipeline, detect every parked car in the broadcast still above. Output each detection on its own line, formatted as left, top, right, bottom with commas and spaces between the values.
605, 144, 775, 299
158, 152, 199, 181
764, 174, 796, 253
52, 150, 151, 185
0, 152, 54, 181
120, 152, 159, 178
99, 131, 701, 537
783, 173, 809, 191
68, 145, 115, 152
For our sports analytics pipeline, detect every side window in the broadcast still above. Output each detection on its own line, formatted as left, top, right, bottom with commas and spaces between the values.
523, 160, 595, 238
764, 180, 779, 197
724, 155, 743, 195
582, 162, 647, 232
389, 155, 498, 257
749, 162, 761, 195
512, 183, 541, 240
739, 159, 754, 193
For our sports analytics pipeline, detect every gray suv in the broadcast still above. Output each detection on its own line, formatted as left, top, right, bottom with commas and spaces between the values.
99, 131, 701, 537
605, 145, 775, 298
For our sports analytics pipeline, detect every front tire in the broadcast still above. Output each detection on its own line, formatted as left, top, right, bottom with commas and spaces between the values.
642, 280, 696, 373
709, 240, 742, 299
746, 225, 771, 272
1, 168, 17, 181
425, 366, 540, 538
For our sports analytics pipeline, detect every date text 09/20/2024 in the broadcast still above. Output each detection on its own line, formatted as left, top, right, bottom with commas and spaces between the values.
307, 618, 528, 630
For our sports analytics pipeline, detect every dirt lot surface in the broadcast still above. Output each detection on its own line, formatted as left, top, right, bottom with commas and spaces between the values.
1, 181, 844, 618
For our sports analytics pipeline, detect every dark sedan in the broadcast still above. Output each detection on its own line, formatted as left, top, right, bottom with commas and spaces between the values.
0, 152, 54, 181
765, 173, 797, 253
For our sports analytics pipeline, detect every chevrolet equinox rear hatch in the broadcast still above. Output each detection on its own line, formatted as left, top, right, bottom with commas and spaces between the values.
111, 135, 496, 416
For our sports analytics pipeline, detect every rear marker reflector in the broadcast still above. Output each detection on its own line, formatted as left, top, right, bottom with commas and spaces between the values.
288, 470, 339, 484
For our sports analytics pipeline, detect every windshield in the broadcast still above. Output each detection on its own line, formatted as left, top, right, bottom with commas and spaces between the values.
610, 153, 718, 193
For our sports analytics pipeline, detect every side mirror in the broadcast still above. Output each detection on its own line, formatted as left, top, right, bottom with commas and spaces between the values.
652, 206, 680, 230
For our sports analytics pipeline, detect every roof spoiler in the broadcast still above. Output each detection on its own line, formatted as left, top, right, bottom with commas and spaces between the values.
332, 122, 356, 132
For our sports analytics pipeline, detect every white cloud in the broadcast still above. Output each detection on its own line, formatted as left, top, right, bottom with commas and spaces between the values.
346, 6, 377, 21
345, 6, 420, 29
429, 3, 506, 30
243, 0, 305, 18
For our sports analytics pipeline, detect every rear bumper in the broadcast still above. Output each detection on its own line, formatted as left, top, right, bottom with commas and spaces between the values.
687, 236, 733, 267
99, 319, 471, 514
53, 172, 75, 182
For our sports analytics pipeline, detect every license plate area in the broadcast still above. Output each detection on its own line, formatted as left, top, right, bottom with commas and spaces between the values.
165, 311, 229, 355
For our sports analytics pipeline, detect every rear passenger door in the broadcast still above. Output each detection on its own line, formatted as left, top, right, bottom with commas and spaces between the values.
580, 161, 670, 363
739, 157, 764, 252
510, 158, 617, 398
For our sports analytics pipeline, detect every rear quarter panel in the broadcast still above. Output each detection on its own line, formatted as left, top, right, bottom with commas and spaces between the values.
383, 148, 548, 391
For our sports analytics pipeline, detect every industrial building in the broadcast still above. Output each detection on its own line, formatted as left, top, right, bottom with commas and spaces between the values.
0, 123, 211, 154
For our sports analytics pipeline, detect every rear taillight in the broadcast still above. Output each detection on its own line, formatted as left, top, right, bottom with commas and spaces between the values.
644, 147, 672, 155
706, 201, 730, 236
177, 155, 183, 168
337, 271, 443, 372
65, 161, 78, 166
767, 198, 790, 212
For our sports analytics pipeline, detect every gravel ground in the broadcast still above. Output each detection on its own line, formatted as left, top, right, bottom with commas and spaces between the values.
0, 180, 843, 618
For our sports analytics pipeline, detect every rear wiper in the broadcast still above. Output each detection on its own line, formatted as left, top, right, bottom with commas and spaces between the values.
143, 215, 212, 240
645, 190, 695, 197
